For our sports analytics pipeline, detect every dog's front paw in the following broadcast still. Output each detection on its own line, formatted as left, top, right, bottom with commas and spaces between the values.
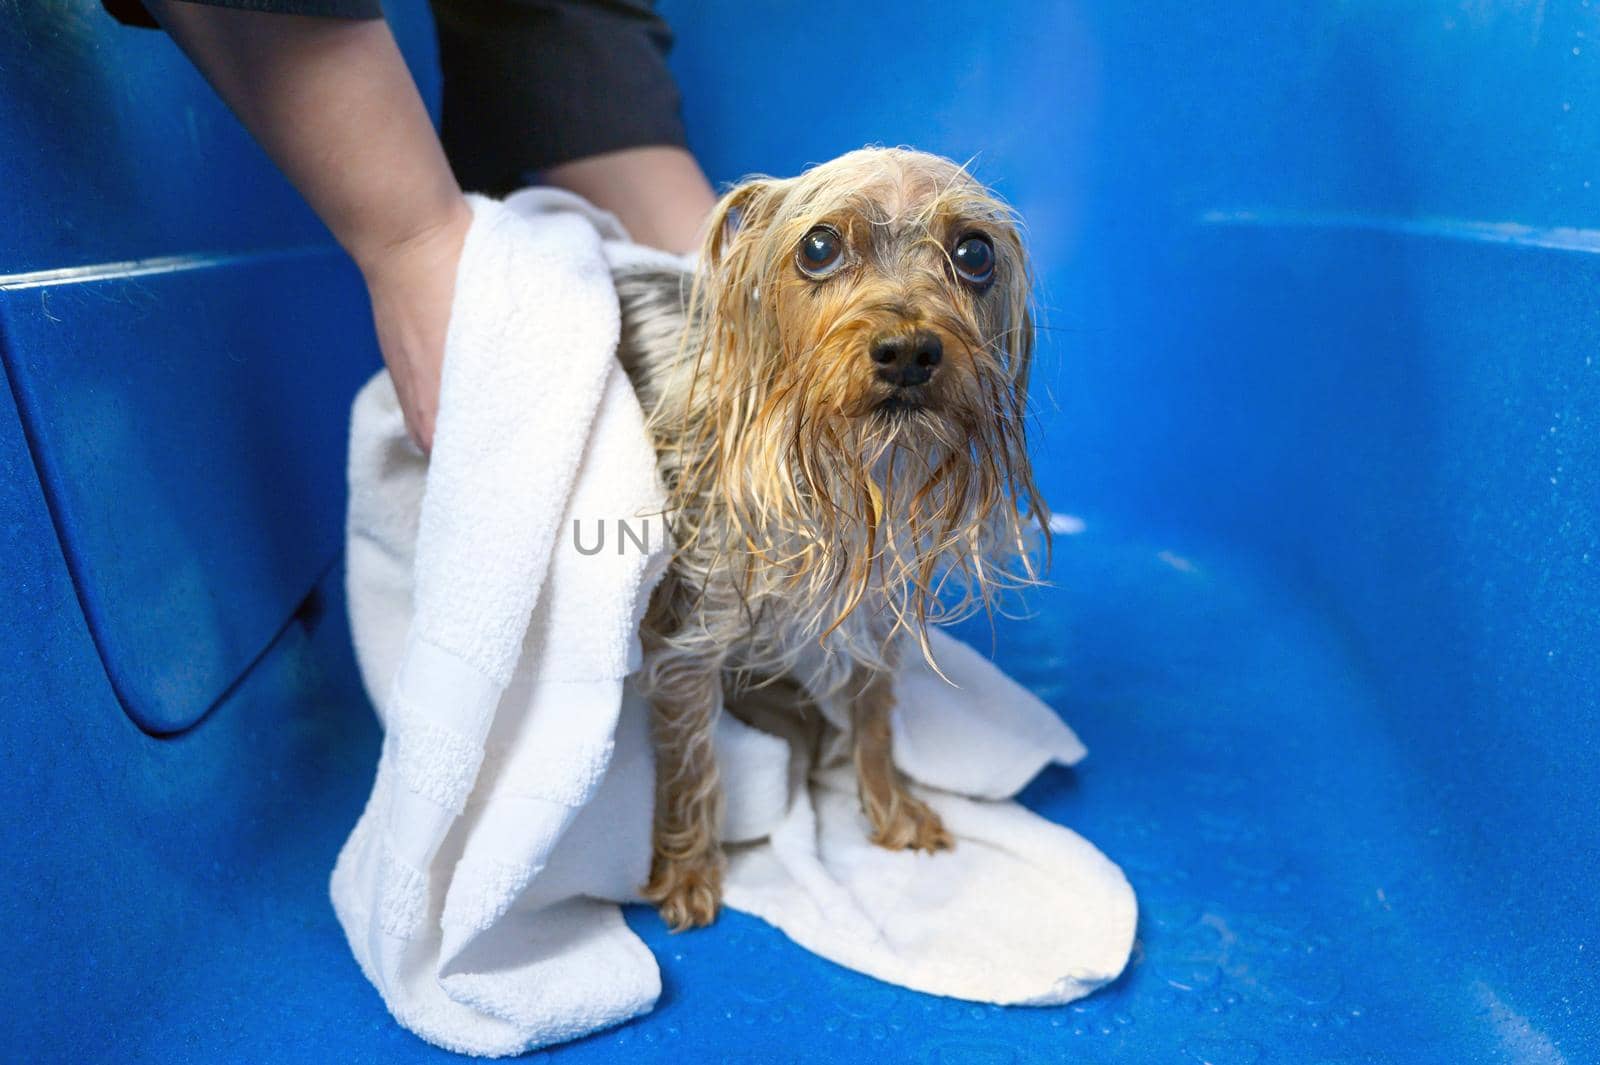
868, 790, 954, 853
643, 851, 724, 931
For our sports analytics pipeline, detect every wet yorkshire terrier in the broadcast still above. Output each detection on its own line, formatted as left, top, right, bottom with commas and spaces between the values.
613, 147, 1047, 930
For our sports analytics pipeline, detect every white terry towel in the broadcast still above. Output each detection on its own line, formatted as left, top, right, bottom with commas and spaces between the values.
334, 188, 1137, 1058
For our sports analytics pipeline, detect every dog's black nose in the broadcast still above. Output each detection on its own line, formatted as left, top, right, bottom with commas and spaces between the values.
870, 330, 943, 387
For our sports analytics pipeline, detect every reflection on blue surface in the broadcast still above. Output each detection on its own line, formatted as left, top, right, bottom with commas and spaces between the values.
1, 1, 1596, 1062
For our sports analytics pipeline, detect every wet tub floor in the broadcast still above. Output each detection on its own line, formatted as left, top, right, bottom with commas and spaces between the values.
101, 526, 1554, 1064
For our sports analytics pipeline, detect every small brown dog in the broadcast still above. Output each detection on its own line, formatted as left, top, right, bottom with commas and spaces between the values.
614, 147, 1047, 930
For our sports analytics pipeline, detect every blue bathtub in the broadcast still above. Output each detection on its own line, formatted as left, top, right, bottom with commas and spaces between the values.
2, 2, 1595, 1061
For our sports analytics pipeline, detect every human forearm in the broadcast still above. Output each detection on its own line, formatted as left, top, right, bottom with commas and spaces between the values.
544, 146, 715, 255
144, 1, 468, 272
144, 1, 468, 452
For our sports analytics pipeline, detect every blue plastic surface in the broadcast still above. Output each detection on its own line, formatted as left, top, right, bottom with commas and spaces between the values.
2, 1, 1596, 1062
0, 3, 438, 733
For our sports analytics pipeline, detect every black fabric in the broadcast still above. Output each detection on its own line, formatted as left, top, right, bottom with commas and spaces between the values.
103, 0, 688, 192
103, 0, 383, 28
432, 0, 685, 191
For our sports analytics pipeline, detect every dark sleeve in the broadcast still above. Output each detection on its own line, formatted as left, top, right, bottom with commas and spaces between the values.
430, 0, 690, 194
103, 0, 383, 30
103, 0, 692, 195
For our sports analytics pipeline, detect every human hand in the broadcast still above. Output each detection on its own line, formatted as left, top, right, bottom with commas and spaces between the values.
357, 200, 473, 454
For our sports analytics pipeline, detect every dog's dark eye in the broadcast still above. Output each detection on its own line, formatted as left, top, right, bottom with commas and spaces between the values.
952, 234, 995, 286
797, 226, 845, 278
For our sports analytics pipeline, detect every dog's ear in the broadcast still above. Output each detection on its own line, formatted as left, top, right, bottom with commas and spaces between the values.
700, 178, 780, 272
1009, 289, 1036, 400
999, 233, 1035, 400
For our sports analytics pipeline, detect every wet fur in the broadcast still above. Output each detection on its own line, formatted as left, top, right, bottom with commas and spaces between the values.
612, 148, 1047, 930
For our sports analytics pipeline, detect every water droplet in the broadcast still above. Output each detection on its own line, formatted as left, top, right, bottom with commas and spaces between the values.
1183, 1038, 1263, 1064
1269, 962, 1345, 1007
923, 1041, 1019, 1065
